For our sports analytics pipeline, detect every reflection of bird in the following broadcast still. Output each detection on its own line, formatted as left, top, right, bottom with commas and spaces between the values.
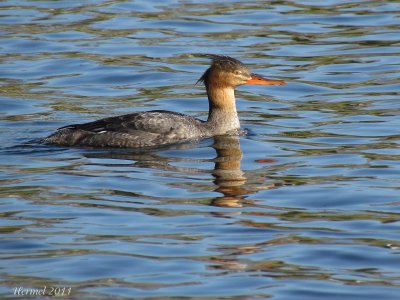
211, 135, 247, 208
44, 55, 286, 148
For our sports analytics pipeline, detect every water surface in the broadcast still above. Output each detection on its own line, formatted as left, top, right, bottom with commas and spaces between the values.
1, 0, 399, 299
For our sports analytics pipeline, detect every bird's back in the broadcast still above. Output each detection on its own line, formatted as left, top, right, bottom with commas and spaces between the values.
43, 110, 208, 148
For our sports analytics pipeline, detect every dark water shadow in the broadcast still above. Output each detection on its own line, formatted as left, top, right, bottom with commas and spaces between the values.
75, 135, 251, 208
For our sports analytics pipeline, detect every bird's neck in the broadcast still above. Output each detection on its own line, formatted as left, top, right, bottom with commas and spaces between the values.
205, 84, 240, 134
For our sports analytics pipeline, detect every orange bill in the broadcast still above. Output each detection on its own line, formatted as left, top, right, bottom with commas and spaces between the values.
245, 73, 286, 85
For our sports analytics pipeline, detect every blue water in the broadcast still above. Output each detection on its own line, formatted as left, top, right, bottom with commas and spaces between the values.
1, 1, 399, 299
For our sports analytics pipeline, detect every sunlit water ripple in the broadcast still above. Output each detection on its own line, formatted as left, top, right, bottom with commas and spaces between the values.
1, 1, 399, 299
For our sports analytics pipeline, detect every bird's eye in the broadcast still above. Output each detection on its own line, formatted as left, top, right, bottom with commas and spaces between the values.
234, 70, 242, 76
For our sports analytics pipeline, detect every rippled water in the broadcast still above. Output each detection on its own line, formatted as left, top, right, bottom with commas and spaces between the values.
1, 1, 400, 299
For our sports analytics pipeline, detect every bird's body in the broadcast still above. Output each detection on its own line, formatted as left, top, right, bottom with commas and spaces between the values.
50, 111, 208, 148
43, 55, 285, 148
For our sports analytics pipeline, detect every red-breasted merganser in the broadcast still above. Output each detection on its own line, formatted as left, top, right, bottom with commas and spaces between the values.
43, 55, 286, 148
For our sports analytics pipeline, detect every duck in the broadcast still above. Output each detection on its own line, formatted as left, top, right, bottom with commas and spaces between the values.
43, 54, 286, 148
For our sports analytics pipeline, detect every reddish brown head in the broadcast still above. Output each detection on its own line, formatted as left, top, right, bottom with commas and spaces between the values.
197, 54, 286, 87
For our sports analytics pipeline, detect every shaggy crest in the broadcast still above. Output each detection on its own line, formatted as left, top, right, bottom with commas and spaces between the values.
196, 54, 249, 85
